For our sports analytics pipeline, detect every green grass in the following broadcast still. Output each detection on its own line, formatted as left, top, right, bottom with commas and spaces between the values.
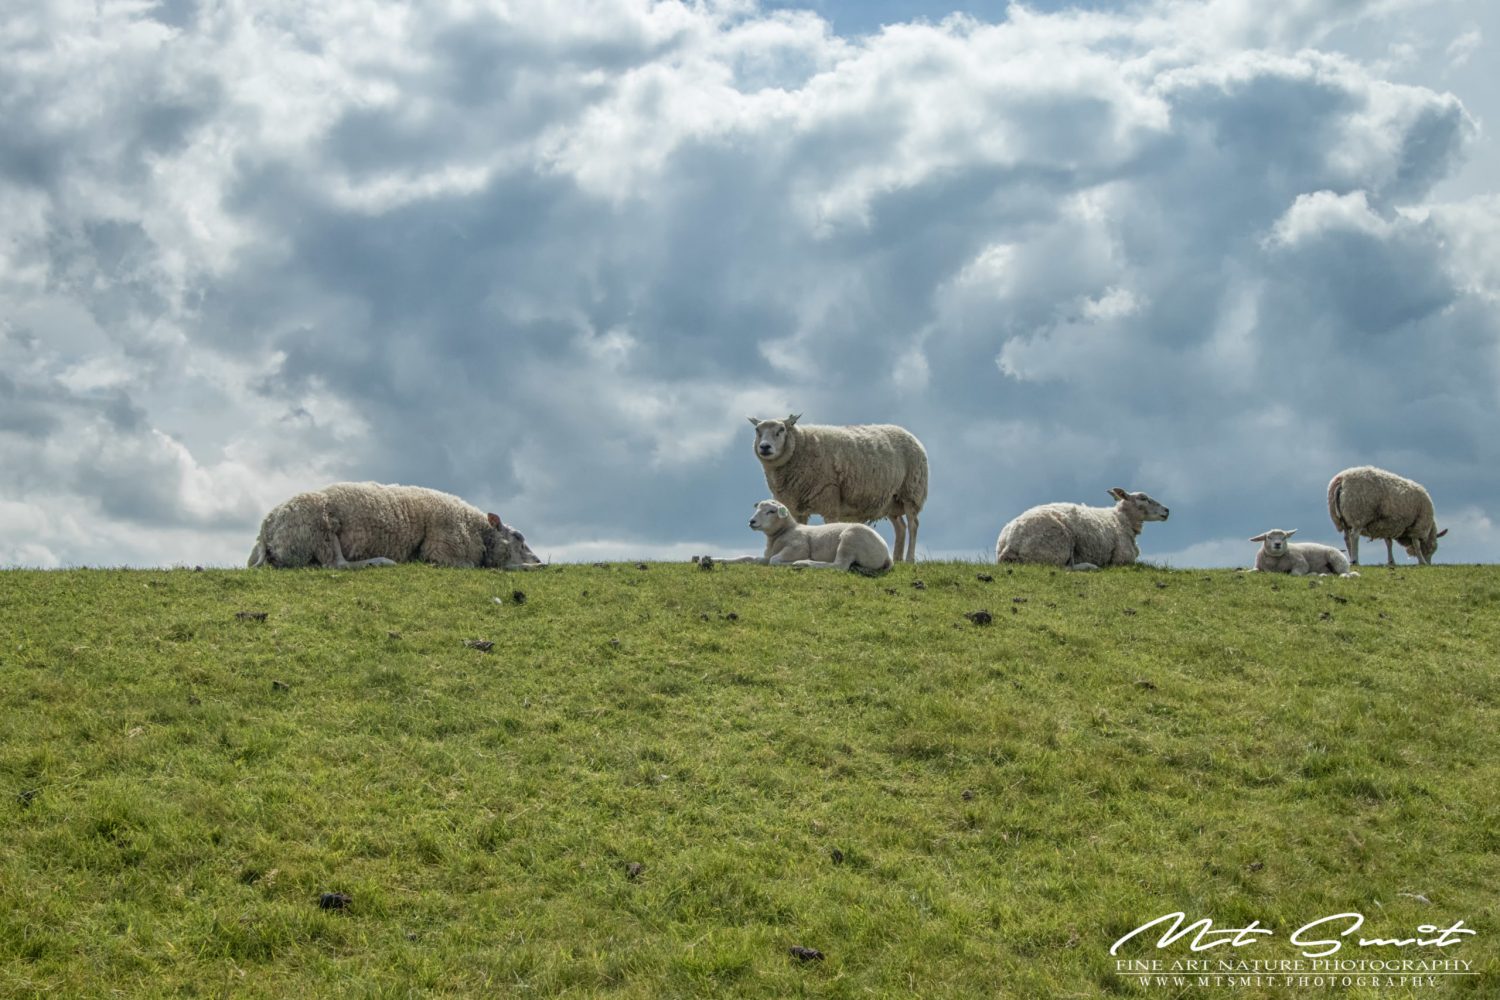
1, 562, 1496, 998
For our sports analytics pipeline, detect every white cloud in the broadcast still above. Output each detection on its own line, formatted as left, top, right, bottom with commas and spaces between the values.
1, 0, 1497, 568
1445, 27, 1482, 66
1267, 190, 1390, 246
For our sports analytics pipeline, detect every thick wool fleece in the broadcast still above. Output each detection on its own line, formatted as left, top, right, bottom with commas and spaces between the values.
758, 423, 928, 525
248, 482, 513, 569
1328, 466, 1442, 562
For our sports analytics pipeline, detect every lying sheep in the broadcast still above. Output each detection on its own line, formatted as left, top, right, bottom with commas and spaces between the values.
1248, 529, 1358, 576
247, 482, 540, 570
749, 414, 928, 562
708, 499, 893, 575
1327, 466, 1447, 566
995, 488, 1170, 569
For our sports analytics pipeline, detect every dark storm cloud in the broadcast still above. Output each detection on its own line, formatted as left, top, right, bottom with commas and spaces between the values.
1, 0, 1497, 567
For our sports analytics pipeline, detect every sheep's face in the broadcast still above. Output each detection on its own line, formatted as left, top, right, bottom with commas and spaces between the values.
748, 414, 799, 462
483, 513, 541, 568
1404, 526, 1447, 560
1250, 529, 1296, 555
749, 499, 792, 533
1110, 488, 1170, 522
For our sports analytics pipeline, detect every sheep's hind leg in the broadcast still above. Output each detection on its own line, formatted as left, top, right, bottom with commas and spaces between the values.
1384, 538, 1395, 566
905, 511, 919, 563
890, 514, 907, 564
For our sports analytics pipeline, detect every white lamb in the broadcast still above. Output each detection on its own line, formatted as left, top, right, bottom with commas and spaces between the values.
995, 488, 1170, 569
247, 482, 540, 570
710, 499, 893, 575
748, 414, 928, 562
1248, 529, 1359, 577
1327, 466, 1447, 566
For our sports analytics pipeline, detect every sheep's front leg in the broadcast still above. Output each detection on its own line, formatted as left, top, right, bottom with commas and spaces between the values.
331, 535, 397, 569
791, 559, 845, 570
1384, 538, 1395, 566
1344, 531, 1359, 565
890, 514, 907, 564
905, 511, 919, 562
711, 555, 769, 565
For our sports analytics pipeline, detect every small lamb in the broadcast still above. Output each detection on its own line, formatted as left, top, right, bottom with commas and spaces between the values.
709, 499, 893, 575
1249, 529, 1359, 577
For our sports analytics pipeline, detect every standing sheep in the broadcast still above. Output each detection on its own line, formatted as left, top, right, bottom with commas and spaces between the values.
247, 482, 540, 570
748, 414, 928, 562
1248, 529, 1358, 576
995, 488, 1170, 569
1327, 466, 1446, 566
709, 499, 893, 575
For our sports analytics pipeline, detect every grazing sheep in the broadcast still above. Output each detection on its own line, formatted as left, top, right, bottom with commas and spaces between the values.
748, 414, 928, 562
1248, 529, 1358, 576
247, 482, 540, 570
709, 499, 893, 575
1327, 466, 1447, 566
995, 488, 1170, 570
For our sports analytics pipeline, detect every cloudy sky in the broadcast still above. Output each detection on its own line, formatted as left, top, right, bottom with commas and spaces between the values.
3, 0, 1497, 568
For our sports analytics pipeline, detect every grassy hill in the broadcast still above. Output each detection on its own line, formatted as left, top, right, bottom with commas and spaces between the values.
1, 562, 1496, 998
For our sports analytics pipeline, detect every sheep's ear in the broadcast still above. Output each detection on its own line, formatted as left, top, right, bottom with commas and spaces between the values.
777, 504, 789, 518
1436, 528, 1449, 538
1249, 533, 1267, 542
1108, 487, 1128, 500
785, 413, 800, 427
487, 512, 501, 528
1286, 528, 1297, 537
747, 416, 761, 427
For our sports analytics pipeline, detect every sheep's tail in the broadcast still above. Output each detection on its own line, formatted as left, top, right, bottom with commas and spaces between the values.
1327, 474, 1349, 533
